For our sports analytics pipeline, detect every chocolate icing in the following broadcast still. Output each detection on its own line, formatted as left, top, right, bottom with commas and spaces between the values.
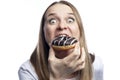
52, 36, 78, 46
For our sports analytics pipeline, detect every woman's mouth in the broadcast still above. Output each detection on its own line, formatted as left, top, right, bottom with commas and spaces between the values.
55, 34, 69, 37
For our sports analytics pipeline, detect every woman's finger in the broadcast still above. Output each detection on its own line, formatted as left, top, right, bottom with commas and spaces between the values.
81, 47, 86, 61
48, 47, 56, 61
73, 47, 86, 71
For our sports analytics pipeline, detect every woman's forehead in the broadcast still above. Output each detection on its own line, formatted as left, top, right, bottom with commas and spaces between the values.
45, 3, 74, 17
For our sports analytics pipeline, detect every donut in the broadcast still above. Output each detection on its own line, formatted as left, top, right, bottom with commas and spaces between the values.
52, 36, 78, 51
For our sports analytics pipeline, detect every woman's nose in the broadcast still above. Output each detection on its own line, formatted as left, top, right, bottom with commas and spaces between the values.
57, 21, 68, 30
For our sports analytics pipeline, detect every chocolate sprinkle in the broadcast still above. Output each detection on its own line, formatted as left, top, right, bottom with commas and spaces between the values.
52, 36, 78, 46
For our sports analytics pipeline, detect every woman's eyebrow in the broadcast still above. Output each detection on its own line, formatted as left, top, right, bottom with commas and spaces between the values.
47, 13, 56, 17
47, 13, 75, 18
68, 13, 75, 16
68, 13, 74, 15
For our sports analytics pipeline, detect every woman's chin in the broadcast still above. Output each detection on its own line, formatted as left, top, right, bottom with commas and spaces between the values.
54, 49, 74, 59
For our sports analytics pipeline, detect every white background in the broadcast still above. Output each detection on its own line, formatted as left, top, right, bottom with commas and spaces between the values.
0, 0, 120, 80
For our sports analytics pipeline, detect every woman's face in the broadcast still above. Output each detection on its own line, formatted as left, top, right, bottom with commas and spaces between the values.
44, 4, 80, 46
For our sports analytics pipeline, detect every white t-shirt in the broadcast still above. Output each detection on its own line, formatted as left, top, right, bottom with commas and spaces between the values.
18, 56, 103, 80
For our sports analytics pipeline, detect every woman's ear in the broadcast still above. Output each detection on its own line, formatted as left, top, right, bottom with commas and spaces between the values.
89, 53, 95, 63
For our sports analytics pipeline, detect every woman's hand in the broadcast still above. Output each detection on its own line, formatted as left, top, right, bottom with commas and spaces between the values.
48, 43, 86, 79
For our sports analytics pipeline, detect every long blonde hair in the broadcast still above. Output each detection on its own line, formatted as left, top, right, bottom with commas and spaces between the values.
30, 1, 93, 80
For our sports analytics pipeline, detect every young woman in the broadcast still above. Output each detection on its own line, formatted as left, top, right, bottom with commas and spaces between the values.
18, 1, 103, 80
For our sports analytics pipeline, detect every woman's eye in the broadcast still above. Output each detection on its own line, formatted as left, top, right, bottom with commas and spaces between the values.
67, 18, 75, 23
49, 19, 57, 24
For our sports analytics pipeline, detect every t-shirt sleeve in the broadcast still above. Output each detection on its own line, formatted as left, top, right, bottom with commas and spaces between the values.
93, 56, 104, 80
18, 67, 35, 80
18, 60, 38, 80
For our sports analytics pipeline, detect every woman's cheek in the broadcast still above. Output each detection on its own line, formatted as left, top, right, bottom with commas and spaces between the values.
44, 26, 50, 44
44, 27, 54, 45
72, 26, 80, 39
